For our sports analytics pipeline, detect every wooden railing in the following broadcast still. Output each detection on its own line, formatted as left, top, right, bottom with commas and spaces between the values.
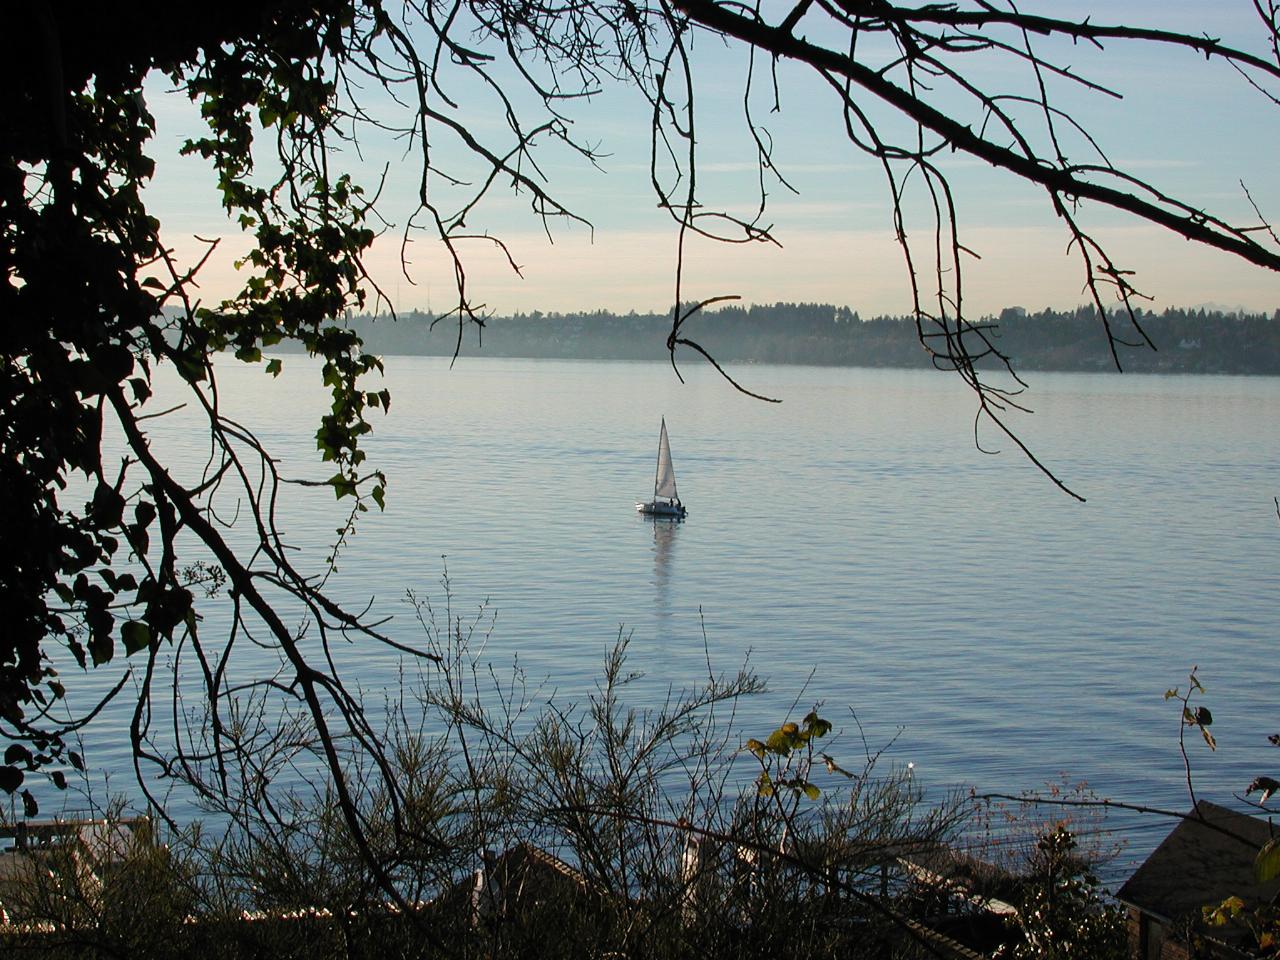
0, 816, 150, 854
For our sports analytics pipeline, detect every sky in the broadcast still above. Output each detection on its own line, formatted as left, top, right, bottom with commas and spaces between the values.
142, 1, 1280, 319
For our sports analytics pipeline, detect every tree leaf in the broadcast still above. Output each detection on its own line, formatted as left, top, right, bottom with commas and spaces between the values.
90, 632, 114, 666
765, 729, 793, 755
122, 620, 152, 655
1204, 896, 1245, 926
328, 473, 357, 499
4, 744, 32, 767
134, 501, 157, 529
1257, 840, 1280, 883
91, 482, 127, 528
805, 713, 833, 738
0, 766, 22, 793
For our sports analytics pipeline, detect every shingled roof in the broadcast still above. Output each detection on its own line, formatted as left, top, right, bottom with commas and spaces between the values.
1116, 800, 1279, 927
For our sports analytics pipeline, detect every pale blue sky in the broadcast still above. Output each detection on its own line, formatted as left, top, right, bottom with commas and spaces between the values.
143, 1, 1280, 317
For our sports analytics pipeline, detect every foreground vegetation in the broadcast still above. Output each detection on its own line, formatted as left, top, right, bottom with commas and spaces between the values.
0, 613, 1125, 959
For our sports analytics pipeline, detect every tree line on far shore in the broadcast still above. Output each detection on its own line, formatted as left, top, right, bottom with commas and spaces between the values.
334, 303, 1280, 374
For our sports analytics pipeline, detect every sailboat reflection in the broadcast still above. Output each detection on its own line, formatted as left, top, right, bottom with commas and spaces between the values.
648, 512, 680, 595
650, 514, 680, 583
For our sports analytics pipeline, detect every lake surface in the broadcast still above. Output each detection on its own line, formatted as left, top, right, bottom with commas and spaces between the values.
68, 355, 1280, 874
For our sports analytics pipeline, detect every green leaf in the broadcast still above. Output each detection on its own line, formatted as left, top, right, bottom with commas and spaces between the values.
122, 621, 152, 656
371, 484, 385, 510
265, 357, 282, 377
328, 473, 357, 499
765, 729, 794, 755
804, 712, 833, 738
89, 633, 114, 666
1257, 839, 1280, 883
174, 348, 206, 383
802, 782, 821, 801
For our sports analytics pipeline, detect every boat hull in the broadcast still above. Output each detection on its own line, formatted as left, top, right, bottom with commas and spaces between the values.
637, 500, 687, 518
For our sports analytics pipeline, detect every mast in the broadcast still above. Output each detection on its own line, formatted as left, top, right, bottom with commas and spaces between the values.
653, 418, 665, 499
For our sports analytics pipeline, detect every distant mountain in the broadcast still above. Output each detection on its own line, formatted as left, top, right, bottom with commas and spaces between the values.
313, 303, 1280, 375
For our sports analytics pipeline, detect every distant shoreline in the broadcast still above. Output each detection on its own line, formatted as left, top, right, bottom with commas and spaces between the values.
319, 303, 1280, 376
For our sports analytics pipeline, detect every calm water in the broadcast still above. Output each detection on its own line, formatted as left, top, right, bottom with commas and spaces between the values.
61, 355, 1280, 869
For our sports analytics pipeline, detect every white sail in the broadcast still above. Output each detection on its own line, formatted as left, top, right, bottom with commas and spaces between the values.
654, 418, 678, 500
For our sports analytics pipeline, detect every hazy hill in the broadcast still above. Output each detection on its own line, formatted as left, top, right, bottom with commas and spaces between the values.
327, 303, 1280, 374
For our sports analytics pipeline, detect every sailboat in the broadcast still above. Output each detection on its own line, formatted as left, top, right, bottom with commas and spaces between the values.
636, 418, 688, 519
